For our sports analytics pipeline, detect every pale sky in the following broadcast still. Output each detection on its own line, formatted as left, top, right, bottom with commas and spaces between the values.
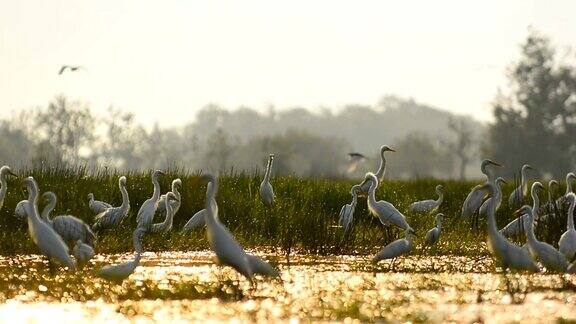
1, 0, 575, 127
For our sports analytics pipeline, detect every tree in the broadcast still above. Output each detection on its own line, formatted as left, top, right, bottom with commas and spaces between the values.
391, 132, 454, 179
489, 31, 576, 177
447, 117, 476, 180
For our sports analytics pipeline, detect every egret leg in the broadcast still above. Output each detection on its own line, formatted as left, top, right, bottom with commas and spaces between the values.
48, 259, 56, 276
389, 258, 396, 272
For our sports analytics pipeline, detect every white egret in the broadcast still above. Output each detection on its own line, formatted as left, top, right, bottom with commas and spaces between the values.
92, 176, 130, 233
22, 177, 75, 271
157, 178, 182, 219
73, 239, 95, 267
0, 165, 17, 211
481, 182, 538, 272
260, 154, 275, 207
338, 185, 361, 236
361, 172, 414, 233
500, 182, 543, 239
479, 177, 507, 217
556, 172, 576, 209
424, 213, 444, 246
520, 205, 569, 272
508, 164, 535, 209
181, 209, 207, 233
87, 193, 112, 215
558, 193, 576, 261
150, 192, 179, 233
97, 228, 144, 281
203, 173, 279, 281
409, 185, 444, 214
14, 200, 28, 221
461, 159, 502, 219
41, 192, 96, 247
372, 229, 414, 269
358, 145, 395, 195
136, 170, 164, 231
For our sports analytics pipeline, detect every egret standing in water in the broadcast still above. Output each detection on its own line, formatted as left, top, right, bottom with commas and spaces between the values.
501, 182, 543, 239
372, 229, 415, 270
150, 192, 179, 233
508, 164, 535, 209
479, 177, 507, 217
0, 165, 17, 211
136, 170, 164, 231
157, 179, 182, 220
338, 184, 361, 237
358, 145, 395, 195
22, 177, 75, 271
87, 193, 112, 215
481, 182, 538, 272
425, 213, 444, 246
360, 172, 414, 233
41, 192, 96, 247
520, 204, 569, 272
92, 176, 130, 234
410, 185, 444, 214
558, 193, 576, 261
203, 173, 279, 281
260, 154, 275, 207
97, 228, 145, 281
461, 159, 502, 219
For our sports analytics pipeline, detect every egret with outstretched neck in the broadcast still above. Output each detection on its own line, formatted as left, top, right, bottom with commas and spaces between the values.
87, 193, 112, 214
500, 182, 543, 239
520, 204, 569, 272
136, 170, 164, 232
260, 154, 275, 207
461, 159, 502, 219
479, 177, 507, 217
481, 181, 538, 272
203, 173, 279, 281
360, 172, 414, 233
97, 228, 145, 281
150, 192, 179, 233
0, 165, 17, 211
425, 213, 444, 246
410, 185, 444, 214
372, 229, 414, 270
41, 192, 96, 247
358, 145, 395, 195
157, 179, 182, 219
22, 177, 75, 271
508, 164, 535, 209
558, 193, 576, 261
92, 176, 130, 234
338, 184, 361, 237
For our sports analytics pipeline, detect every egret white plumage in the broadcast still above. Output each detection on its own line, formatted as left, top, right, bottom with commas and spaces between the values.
157, 178, 182, 219
150, 192, 179, 233
14, 200, 28, 221
203, 173, 279, 281
361, 172, 414, 233
508, 164, 535, 209
520, 204, 569, 272
372, 229, 414, 268
409, 185, 444, 214
97, 228, 144, 281
461, 159, 501, 219
338, 184, 361, 236
73, 239, 95, 267
358, 145, 395, 195
260, 154, 275, 207
41, 192, 96, 247
500, 182, 543, 239
479, 177, 507, 217
424, 213, 444, 246
181, 209, 207, 233
481, 181, 538, 272
88, 193, 112, 214
0, 165, 17, 211
22, 177, 75, 271
557, 172, 576, 209
92, 176, 130, 233
558, 193, 576, 261
136, 170, 164, 231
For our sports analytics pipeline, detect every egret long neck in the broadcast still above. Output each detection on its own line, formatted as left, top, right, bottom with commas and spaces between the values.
567, 177, 574, 195
0, 174, 7, 200
367, 184, 377, 208
264, 157, 273, 182
568, 200, 575, 231
172, 184, 181, 200
520, 168, 529, 195
436, 190, 444, 205
41, 197, 56, 223
120, 183, 130, 210
24, 184, 42, 226
204, 182, 218, 229
525, 213, 537, 245
375, 153, 386, 181
162, 199, 174, 227
531, 189, 540, 212
152, 176, 161, 200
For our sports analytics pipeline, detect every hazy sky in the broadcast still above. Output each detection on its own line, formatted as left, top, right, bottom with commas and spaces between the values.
1, 0, 575, 127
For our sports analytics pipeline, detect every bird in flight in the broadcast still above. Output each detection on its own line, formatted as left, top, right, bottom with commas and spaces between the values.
347, 152, 367, 173
58, 65, 84, 75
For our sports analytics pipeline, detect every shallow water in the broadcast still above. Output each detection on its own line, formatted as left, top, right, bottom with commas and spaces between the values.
1, 251, 576, 323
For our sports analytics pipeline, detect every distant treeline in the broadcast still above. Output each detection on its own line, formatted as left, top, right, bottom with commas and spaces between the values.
1, 31, 575, 180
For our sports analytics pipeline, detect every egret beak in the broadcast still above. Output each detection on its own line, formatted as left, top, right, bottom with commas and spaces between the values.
8, 170, 17, 177
490, 161, 503, 167
501, 179, 508, 184
388, 148, 396, 152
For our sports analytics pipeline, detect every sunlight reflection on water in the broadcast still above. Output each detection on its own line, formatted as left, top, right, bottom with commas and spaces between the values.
1, 251, 576, 323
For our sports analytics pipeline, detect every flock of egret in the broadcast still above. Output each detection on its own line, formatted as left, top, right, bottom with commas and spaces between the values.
1, 144, 576, 284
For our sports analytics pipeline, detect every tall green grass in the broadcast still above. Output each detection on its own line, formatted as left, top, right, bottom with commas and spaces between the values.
0, 165, 569, 256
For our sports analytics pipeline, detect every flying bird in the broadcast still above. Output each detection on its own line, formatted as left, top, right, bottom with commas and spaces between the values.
347, 152, 367, 173
58, 65, 84, 75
